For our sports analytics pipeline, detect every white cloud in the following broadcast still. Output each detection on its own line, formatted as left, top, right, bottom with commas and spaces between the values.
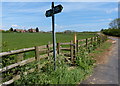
106, 8, 118, 14
11, 24, 19, 27
98, 18, 113, 21
108, 18, 113, 21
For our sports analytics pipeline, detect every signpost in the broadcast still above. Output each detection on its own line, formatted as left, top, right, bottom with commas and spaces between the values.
45, 2, 63, 70
45, 4, 63, 17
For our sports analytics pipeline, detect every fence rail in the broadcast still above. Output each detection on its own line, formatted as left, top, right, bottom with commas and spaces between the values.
0, 34, 107, 85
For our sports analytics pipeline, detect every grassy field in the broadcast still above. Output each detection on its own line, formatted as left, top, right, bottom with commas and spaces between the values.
2, 32, 112, 85
2, 32, 97, 51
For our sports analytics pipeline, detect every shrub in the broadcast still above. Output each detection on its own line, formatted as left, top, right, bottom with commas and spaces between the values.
101, 28, 120, 37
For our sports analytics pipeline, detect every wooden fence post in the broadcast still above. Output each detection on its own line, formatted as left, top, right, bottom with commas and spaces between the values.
86, 38, 88, 49
57, 43, 60, 54
96, 36, 97, 42
94, 36, 96, 44
73, 44, 76, 61
47, 44, 50, 56
70, 41, 73, 63
99, 36, 102, 46
35, 46, 39, 61
103, 36, 105, 42
73, 33, 76, 61
74, 33, 77, 44
91, 37, 93, 45
97, 36, 99, 46
96, 36, 98, 46
94, 36, 95, 42
90, 37, 93, 51
93, 37, 96, 48
76, 40, 79, 52
96, 36, 99, 46
47, 42, 50, 56
98, 36, 100, 47
35, 46, 39, 70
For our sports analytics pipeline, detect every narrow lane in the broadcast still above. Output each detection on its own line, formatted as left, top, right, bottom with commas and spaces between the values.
81, 37, 119, 84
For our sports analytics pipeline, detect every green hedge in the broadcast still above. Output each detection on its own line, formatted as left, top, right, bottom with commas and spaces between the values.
101, 29, 120, 37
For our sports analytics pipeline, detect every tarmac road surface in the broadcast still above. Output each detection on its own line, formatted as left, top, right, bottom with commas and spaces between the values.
81, 37, 119, 85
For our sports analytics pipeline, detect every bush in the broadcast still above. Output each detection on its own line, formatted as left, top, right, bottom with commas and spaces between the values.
101, 28, 120, 37
2, 30, 11, 33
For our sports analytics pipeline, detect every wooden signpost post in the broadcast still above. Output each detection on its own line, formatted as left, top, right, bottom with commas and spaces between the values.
45, 2, 63, 70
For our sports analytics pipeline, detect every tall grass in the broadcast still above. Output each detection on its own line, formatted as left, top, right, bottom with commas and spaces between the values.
14, 54, 94, 85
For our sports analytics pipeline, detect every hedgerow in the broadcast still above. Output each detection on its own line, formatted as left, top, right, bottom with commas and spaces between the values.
101, 28, 120, 37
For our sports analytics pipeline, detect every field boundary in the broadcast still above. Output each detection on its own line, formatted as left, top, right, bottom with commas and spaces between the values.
0, 34, 107, 85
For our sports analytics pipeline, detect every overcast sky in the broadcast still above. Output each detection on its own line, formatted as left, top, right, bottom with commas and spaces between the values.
1, 2, 118, 32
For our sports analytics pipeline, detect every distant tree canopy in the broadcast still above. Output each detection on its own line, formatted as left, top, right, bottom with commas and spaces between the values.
36, 27, 39, 32
64, 30, 76, 33
9, 27, 14, 32
109, 18, 120, 29
101, 18, 120, 37
14, 29, 17, 32
101, 28, 120, 37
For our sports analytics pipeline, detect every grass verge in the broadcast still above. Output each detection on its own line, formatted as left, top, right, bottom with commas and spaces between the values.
89, 39, 113, 64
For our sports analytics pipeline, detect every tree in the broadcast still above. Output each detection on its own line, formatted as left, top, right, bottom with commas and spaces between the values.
9, 27, 14, 32
101, 29, 104, 32
14, 29, 17, 32
36, 27, 39, 32
102, 28, 120, 37
109, 18, 120, 29
64, 30, 74, 33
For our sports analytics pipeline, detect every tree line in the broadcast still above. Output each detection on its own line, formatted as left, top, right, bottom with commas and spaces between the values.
3, 27, 39, 33
101, 18, 120, 37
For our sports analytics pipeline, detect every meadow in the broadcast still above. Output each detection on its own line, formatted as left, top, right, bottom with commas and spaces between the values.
2, 32, 97, 52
